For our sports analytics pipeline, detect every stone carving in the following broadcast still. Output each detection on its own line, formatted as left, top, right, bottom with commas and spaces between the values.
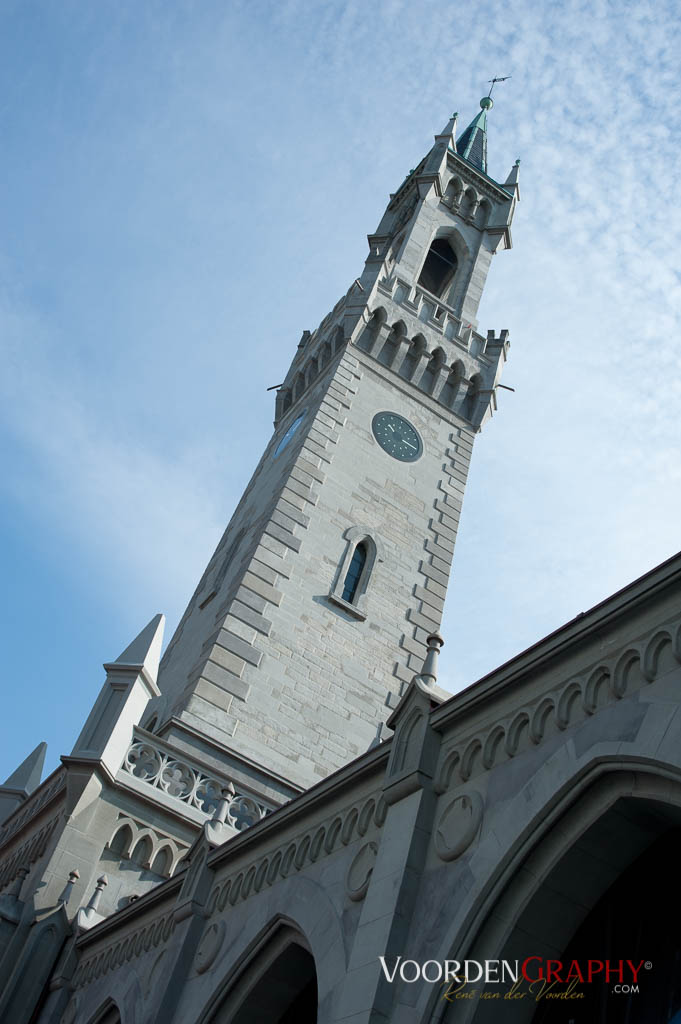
345, 842, 377, 901
435, 619, 681, 793
72, 911, 176, 990
195, 920, 226, 974
435, 791, 483, 862
0, 815, 60, 889
145, 950, 166, 999
122, 734, 271, 828
206, 791, 385, 919
107, 817, 188, 877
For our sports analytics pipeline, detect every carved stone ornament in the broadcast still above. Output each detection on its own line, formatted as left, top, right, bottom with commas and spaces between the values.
434, 791, 483, 862
345, 841, 377, 901
195, 920, 226, 974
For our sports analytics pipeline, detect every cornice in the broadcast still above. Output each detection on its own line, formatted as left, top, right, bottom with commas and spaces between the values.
207, 740, 390, 871
432, 550, 681, 733
445, 149, 511, 203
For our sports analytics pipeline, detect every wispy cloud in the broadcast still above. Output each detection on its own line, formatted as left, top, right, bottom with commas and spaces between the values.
0, 0, 680, 771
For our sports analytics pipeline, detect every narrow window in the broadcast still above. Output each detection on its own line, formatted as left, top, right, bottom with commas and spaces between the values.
342, 543, 367, 603
329, 527, 382, 619
417, 238, 457, 297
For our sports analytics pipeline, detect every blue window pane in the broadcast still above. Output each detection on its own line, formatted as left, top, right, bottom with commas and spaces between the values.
342, 543, 367, 603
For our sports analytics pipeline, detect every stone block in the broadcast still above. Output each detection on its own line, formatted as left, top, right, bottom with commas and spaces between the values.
202, 659, 250, 701
241, 572, 283, 606
215, 628, 263, 668
193, 678, 234, 714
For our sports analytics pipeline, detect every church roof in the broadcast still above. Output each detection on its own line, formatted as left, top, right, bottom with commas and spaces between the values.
455, 96, 493, 173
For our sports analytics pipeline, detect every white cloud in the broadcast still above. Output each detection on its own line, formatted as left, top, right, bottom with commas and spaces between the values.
1, 0, 680, 769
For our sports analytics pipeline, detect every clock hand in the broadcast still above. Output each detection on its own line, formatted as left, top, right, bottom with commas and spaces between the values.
402, 440, 417, 449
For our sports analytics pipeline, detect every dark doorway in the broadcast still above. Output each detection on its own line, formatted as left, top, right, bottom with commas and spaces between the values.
531, 827, 681, 1023
230, 941, 317, 1024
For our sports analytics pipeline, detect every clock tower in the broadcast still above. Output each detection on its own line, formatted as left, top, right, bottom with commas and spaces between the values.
148, 98, 520, 805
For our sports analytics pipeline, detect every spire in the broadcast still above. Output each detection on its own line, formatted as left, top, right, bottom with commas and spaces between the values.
456, 96, 493, 173
68, 613, 165, 776
2, 741, 46, 795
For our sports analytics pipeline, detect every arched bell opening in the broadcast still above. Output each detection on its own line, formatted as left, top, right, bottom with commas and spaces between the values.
454, 780, 681, 1024
206, 925, 317, 1024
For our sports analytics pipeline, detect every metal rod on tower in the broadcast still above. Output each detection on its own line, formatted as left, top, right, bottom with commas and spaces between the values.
487, 75, 511, 98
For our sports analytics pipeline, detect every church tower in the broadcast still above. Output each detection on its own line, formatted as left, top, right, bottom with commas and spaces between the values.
146, 97, 520, 804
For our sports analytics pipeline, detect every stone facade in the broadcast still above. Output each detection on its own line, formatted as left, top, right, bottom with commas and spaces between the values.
2, 99, 678, 1024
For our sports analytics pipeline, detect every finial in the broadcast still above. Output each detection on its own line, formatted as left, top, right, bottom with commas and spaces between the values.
59, 868, 80, 905
86, 874, 108, 913
480, 96, 493, 111
486, 74, 511, 99
515, 158, 520, 165
210, 783, 235, 826
417, 632, 444, 687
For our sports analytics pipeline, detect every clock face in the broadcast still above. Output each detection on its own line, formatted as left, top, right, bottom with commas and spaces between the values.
371, 412, 423, 462
273, 410, 306, 458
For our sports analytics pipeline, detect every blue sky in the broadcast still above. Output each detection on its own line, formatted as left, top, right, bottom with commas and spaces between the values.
1, 0, 680, 782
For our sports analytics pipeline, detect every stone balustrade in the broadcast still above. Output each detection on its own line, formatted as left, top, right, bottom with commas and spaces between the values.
121, 732, 273, 831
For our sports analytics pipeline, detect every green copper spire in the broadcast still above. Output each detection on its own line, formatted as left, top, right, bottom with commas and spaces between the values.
455, 97, 493, 173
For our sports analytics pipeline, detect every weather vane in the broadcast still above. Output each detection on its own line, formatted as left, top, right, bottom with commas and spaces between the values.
486, 75, 511, 98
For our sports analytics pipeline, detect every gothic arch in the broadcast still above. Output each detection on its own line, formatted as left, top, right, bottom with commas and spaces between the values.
196, 876, 347, 1024
129, 833, 153, 869
201, 921, 316, 1024
418, 346, 446, 395
440, 359, 465, 408
463, 372, 483, 421
88, 998, 122, 1024
292, 371, 306, 403
475, 198, 491, 229
377, 320, 406, 368
331, 324, 345, 354
399, 333, 427, 382
428, 226, 470, 309
424, 760, 681, 1024
417, 234, 458, 300
276, 386, 292, 420
443, 175, 464, 209
108, 822, 135, 858
459, 186, 477, 221
328, 525, 385, 619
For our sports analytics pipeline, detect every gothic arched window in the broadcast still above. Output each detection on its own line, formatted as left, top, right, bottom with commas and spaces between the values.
417, 238, 458, 298
342, 543, 367, 603
329, 527, 384, 620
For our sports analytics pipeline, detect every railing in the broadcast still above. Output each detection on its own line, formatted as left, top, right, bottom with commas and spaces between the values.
377, 276, 486, 355
121, 733, 273, 831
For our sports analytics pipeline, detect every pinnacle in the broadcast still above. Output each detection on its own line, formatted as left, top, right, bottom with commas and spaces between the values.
113, 613, 165, 684
2, 741, 47, 796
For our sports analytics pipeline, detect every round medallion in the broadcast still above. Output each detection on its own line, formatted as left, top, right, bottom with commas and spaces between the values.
195, 920, 225, 974
273, 410, 306, 458
434, 791, 483, 862
371, 412, 422, 462
346, 841, 378, 901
